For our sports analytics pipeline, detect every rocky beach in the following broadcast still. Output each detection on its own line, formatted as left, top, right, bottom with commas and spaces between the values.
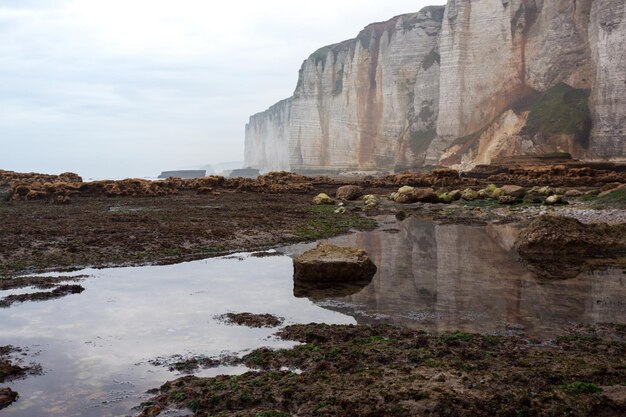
1, 159, 625, 416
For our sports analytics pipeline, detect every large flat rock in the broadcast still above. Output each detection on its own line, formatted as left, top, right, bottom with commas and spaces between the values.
293, 243, 377, 283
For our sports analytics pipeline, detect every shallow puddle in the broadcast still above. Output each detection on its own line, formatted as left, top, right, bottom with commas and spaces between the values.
1, 217, 625, 416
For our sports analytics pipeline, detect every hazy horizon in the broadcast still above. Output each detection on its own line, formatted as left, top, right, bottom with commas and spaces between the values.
0, 0, 445, 179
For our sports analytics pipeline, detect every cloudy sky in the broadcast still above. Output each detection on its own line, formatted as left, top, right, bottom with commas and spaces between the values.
0, 0, 445, 179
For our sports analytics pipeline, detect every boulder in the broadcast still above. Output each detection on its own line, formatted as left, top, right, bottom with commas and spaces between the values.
461, 189, 479, 201
335, 185, 363, 201
293, 243, 377, 283
485, 184, 498, 195
313, 193, 334, 205
438, 192, 454, 204
395, 188, 439, 204
363, 194, 381, 209
500, 185, 527, 198
481, 184, 503, 199
532, 186, 554, 196
448, 190, 462, 201
564, 189, 583, 197
545, 195, 566, 205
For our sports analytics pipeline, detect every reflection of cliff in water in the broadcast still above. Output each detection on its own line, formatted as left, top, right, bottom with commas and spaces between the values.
319, 218, 626, 338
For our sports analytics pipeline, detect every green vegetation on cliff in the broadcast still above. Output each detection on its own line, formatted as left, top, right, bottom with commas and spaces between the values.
523, 83, 592, 145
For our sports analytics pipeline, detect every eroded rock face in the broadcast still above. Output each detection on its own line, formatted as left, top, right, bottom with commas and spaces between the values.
246, 0, 626, 172
589, 0, 626, 160
246, 7, 445, 173
293, 243, 377, 283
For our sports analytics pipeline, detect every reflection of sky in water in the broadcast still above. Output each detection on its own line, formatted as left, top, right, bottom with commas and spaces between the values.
1, 255, 355, 417
2, 218, 626, 416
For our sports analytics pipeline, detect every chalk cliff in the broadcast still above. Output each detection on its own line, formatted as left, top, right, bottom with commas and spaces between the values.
245, 0, 626, 172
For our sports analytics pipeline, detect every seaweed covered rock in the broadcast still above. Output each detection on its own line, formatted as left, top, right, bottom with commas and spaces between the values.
500, 185, 527, 198
293, 243, 377, 283
461, 189, 479, 201
437, 192, 454, 204
217, 313, 284, 328
312, 193, 334, 205
335, 185, 363, 201
395, 188, 439, 204
448, 190, 462, 201
545, 195, 566, 205
515, 216, 626, 256
565, 189, 583, 197
363, 194, 381, 209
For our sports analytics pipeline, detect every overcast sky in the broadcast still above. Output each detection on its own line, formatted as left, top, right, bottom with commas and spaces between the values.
0, 0, 445, 179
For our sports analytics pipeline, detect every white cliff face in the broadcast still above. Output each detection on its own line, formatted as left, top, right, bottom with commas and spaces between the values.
245, 0, 626, 172
436, 0, 527, 140
431, 0, 601, 167
524, 0, 593, 91
589, 0, 626, 160
245, 99, 291, 172
245, 7, 445, 172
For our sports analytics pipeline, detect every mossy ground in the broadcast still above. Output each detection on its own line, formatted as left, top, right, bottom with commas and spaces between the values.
138, 324, 626, 417
580, 188, 626, 209
0, 191, 376, 277
293, 205, 377, 240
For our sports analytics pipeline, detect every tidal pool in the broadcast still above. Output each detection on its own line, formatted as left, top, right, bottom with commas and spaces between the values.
1, 217, 625, 416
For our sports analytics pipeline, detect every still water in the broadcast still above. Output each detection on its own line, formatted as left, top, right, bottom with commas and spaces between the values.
1, 217, 625, 416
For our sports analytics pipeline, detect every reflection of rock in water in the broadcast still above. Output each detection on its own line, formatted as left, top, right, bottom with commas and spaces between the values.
293, 278, 373, 299
317, 218, 626, 338
518, 253, 626, 281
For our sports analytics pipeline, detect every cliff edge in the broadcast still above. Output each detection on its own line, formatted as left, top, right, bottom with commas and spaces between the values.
245, 0, 626, 173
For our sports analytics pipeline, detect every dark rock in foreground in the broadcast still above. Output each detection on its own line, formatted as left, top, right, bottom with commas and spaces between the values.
293, 243, 377, 283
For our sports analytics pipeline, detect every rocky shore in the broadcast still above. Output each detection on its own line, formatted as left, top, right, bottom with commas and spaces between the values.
0, 164, 624, 415
1, 162, 625, 278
